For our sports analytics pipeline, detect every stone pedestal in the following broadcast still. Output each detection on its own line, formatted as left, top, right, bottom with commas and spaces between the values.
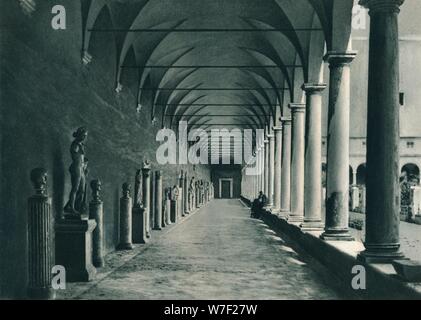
142, 164, 151, 238
183, 173, 189, 215
117, 183, 133, 250
301, 84, 327, 230
288, 104, 306, 223
27, 168, 55, 299
170, 200, 178, 223
358, 0, 405, 262
178, 172, 185, 217
166, 199, 172, 225
321, 51, 356, 241
89, 193, 104, 267
55, 218, 97, 282
154, 171, 163, 230
280, 117, 292, 217
132, 206, 147, 244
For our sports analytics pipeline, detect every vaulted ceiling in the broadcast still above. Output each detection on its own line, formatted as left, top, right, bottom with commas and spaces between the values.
82, 0, 355, 159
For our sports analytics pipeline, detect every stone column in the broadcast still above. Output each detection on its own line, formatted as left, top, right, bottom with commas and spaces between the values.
256, 148, 260, 195
260, 146, 265, 193
280, 118, 292, 216
358, 0, 405, 262
27, 168, 55, 299
142, 163, 151, 238
178, 172, 185, 217
288, 104, 306, 223
301, 83, 327, 230
272, 127, 283, 213
89, 179, 104, 267
183, 172, 189, 215
150, 171, 155, 232
268, 134, 275, 207
117, 183, 133, 250
165, 188, 172, 225
320, 51, 357, 241
264, 140, 269, 196
154, 171, 163, 230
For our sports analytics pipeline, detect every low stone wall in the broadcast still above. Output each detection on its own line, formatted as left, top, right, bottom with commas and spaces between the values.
241, 196, 421, 299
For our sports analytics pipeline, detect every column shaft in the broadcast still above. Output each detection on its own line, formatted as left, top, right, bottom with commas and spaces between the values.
268, 134, 275, 206
321, 51, 356, 241
288, 104, 306, 223
272, 127, 283, 213
280, 118, 292, 215
142, 165, 151, 238
302, 84, 327, 230
264, 141, 269, 196
358, 0, 405, 262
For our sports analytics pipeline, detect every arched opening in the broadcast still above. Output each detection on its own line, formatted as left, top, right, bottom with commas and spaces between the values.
401, 163, 420, 184
356, 164, 366, 186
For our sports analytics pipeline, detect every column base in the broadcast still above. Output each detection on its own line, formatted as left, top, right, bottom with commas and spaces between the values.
116, 243, 134, 250
357, 243, 405, 264
55, 218, 97, 282
93, 256, 105, 268
320, 228, 354, 241
270, 208, 280, 215
277, 210, 289, 219
287, 214, 304, 223
300, 220, 324, 231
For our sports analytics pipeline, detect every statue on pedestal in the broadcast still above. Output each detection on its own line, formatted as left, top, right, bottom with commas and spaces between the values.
64, 127, 88, 219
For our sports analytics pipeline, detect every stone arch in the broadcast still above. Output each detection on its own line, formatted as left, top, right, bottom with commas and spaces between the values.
401, 163, 420, 184
356, 163, 366, 186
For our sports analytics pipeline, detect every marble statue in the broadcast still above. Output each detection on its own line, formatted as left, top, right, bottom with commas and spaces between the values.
90, 179, 101, 202
30, 167, 48, 196
171, 185, 179, 201
64, 127, 88, 218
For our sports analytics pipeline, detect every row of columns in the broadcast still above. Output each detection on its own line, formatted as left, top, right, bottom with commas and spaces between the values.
247, 0, 405, 263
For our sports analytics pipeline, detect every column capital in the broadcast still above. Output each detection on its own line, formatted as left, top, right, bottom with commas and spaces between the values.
302, 83, 327, 93
267, 134, 275, 140
280, 117, 292, 125
264, 139, 269, 144
288, 103, 306, 113
273, 126, 283, 132
323, 51, 357, 67
359, 0, 404, 14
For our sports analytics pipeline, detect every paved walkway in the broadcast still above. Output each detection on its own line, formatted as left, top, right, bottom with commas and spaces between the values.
73, 199, 346, 300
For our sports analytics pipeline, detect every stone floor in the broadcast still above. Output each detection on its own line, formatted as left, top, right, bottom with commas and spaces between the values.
62, 199, 348, 300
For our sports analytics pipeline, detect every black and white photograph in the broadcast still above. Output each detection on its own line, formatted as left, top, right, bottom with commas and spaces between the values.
1, 0, 421, 308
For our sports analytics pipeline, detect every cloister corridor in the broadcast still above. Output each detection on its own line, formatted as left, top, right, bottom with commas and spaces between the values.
58, 200, 347, 300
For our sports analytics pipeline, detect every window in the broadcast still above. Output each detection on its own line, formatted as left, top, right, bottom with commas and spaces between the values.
362, 141, 366, 146
407, 141, 415, 149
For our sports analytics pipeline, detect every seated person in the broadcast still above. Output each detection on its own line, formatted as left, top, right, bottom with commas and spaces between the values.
250, 191, 267, 218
